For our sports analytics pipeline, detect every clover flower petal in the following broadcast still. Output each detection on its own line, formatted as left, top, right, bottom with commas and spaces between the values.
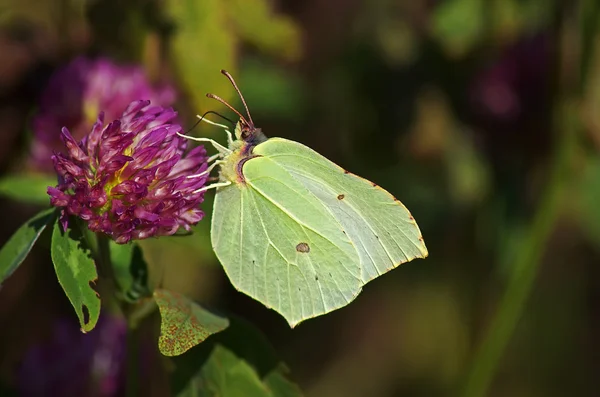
48, 100, 208, 243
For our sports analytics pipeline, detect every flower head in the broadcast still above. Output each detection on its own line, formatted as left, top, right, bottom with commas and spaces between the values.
48, 100, 208, 244
31, 57, 175, 171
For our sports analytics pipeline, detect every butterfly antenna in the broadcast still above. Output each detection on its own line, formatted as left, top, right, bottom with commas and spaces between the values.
220, 69, 254, 126
184, 110, 233, 135
206, 93, 250, 127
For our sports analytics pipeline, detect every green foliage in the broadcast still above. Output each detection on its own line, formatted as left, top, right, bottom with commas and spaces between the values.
0, 174, 56, 205
431, 0, 485, 57
110, 241, 151, 302
0, 208, 56, 284
431, 0, 556, 57
165, 0, 236, 113
50, 219, 100, 333
154, 289, 229, 356
171, 317, 302, 396
164, 0, 300, 116
228, 0, 300, 61
239, 59, 306, 121
179, 346, 287, 397
578, 155, 600, 246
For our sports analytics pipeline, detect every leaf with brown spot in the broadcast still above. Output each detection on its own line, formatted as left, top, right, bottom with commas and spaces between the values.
154, 289, 229, 357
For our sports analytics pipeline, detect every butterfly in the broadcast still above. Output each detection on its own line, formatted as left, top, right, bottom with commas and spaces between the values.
180, 70, 428, 327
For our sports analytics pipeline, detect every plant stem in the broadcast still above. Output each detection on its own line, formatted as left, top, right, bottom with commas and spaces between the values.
462, 109, 576, 397
95, 233, 116, 282
461, 3, 584, 396
95, 233, 140, 397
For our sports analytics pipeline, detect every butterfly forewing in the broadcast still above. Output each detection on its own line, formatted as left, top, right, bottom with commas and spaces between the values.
253, 138, 428, 283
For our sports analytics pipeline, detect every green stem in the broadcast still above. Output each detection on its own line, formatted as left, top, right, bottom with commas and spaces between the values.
95, 234, 116, 282
462, 112, 574, 397
461, 5, 583, 396
95, 233, 140, 397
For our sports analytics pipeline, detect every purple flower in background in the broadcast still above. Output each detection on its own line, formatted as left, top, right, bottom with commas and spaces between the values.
18, 314, 127, 397
469, 34, 550, 131
47, 100, 208, 244
31, 57, 176, 171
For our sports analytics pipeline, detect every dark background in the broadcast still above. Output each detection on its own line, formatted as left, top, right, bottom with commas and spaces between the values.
1, 0, 599, 396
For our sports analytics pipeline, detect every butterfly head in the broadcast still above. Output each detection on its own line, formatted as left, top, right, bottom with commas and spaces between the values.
207, 70, 266, 146
234, 120, 265, 144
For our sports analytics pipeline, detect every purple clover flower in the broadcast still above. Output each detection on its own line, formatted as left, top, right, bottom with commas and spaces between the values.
31, 57, 176, 171
18, 314, 127, 397
47, 100, 208, 244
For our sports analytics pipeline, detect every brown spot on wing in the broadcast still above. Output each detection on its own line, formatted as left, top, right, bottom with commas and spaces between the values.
296, 242, 310, 253
337, 194, 345, 200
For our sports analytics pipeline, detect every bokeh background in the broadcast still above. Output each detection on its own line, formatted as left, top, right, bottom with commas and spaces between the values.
1, 0, 599, 396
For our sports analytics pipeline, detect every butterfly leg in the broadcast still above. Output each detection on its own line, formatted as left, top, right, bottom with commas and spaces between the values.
186, 160, 223, 179
193, 181, 232, 194
177, 133, 231, 155
196, 114, 231, 131
225, 129, 234, 147
195, 114, 234, 145
207, 153, 221, 163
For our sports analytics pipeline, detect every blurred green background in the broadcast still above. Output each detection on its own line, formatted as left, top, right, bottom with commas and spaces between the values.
1, 0, 599, 396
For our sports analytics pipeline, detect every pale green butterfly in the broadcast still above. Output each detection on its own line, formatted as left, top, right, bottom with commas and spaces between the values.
180, 70, 428, 327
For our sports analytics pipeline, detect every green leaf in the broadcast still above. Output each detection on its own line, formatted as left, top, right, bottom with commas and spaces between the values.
165, 0, 237, 114
154, 289, 229, 356
0, 174, 56, 205
228, 0, 301, 61
0, 208, 56, 284
110, 241, 151, 302
171, 317, 302, 397
180, 346, 280, 397
50, 219, 100, 333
